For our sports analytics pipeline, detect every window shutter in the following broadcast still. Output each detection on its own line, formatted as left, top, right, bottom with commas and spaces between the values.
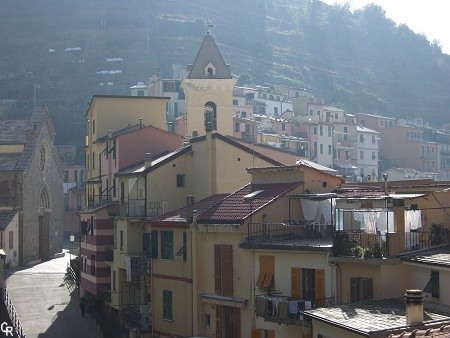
291, 267, 301, 299
216, 306, 222, 338
151, 230, 158, 259
222, 245, 233, 296
214, 244, 222, 294
232, 308, 241, 338
251, 329, 261, 338
267, 330, 275, 338
360, 278, 373, 301
314, 269, 325, 306
350, 277, 358, 303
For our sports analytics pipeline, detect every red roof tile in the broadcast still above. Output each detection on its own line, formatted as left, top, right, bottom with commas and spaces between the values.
196, 182, 301, 224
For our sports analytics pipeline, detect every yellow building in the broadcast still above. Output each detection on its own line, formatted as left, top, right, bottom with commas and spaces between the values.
137, 165, 343, 338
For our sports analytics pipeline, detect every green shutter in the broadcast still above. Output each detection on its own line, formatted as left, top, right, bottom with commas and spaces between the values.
151, 230, 158, 259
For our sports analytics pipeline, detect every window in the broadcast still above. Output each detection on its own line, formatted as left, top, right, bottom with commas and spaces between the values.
281, 122, 285, 131
112, 270, 116, 291
335, 113, 339, 120
320, 144, 323, 154
256, 255, 274, 290
319, 125, 323, 136
350, 277, 373, 302
291, 268, 325, 304
313, 142, 318, 156
92, 152, 95, 169
163, 290, 173, 320
345, 150, 349, 160
360, 151, 364, 160
137, 90, 144, 96
9, 231, 13, 249
92, 120, 95, 134
176, 174, 185, 188
372, 135, 376, 143
328, 126, 332, 137
233, 99, 238, 106
120, 230, 124, 250
64, 171, 69, 183
274, 107, 278, 116
214, 244, 233, 296
359, 134, 364, 143
372, 152, 376, 160
313, 126, 317, 135
151, 230, 158, 259
161, 231, 173, 259
328, 145, 332, 155
424, 271, 440, 298
64, 194, 70, 211
309, 109, 313, 116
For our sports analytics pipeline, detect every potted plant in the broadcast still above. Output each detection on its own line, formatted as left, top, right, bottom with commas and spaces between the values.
351, 245, 364, 258
372, 243, 383, 258
364, 248, 373, 259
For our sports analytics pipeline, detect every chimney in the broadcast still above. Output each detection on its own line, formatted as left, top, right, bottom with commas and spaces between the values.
139, 118, 143, 128
186, 195, 195, 223
108, 130, 112, 138
144, 153, 152, 169
192, 130, 198, 138
405, 289, 424, 326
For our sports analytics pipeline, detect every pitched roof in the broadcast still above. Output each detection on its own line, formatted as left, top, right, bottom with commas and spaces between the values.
0, 210, 17, 231
304, 298, 450, 336
196, 182, 301, 224
399, 247, 450, 268
0, 120, 28, 144
0, 153, 22, 171
187, 33, 232, 79
149, 194, 229, 227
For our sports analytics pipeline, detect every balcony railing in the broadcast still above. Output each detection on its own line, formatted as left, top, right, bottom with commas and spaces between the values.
122, 305, 151, 330
241, 222, 333, 248
87, 194, 112, 209
333, 230, 449, 258
127, 254, 151, 275
255, 294, 335, 325
104, 247, 113, 263
107, 201, 168, 218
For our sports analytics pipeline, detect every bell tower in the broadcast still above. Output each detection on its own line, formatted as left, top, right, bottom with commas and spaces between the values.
181, 32, 237, 139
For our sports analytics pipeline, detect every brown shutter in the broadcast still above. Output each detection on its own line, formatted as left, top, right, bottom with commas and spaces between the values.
232, 308, 241, 338
315, 269, 325, 307
251, 329, 261, 338
216, 306, 222, 338
291, 267, 301, 299
214, 244, 222, 294
360, 278, 373, 301
350, 277, 358, 303
266, 256, 275, 289
267, 330, 275, 338
222, 245, 233, 296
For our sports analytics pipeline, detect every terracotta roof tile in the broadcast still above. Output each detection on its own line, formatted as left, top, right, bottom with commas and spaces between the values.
196, 182, 301, 224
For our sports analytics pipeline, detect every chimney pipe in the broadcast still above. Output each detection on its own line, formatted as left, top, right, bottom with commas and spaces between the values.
139, 118, 143, 128
186, 195, 195, 223
108, 130, 112, 138
405, 289, 424, 326
144, 153, 152, 169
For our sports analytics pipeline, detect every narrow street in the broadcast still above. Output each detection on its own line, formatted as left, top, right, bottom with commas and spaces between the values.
5, 251, 102, 338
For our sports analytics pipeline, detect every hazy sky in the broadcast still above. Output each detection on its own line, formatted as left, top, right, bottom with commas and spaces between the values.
322, 0, 450, 55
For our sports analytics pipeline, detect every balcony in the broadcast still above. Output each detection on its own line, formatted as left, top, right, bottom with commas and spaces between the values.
255, 294, 335, 326
333, 229, 449, 258
127, 254, 151, 275
241, 222, 333, 249
87, 194, 112, 209
108, 201, 168, 218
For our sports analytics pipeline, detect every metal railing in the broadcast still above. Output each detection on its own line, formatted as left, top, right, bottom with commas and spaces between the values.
334, 230, 449, 258
255, 294, 335, 325
128, 254, 151, 275
3, 288, 27, 338
242, 222, 333, 248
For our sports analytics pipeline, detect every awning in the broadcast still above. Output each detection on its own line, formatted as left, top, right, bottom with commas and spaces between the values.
200, 294, 248, 309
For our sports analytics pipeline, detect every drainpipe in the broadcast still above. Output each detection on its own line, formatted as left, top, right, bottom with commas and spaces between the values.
187, 195, 198, 335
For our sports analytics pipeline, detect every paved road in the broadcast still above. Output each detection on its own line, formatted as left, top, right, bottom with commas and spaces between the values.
5, 251, 102, 338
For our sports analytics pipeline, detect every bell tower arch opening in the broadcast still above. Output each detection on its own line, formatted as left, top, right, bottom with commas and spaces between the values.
204, 102, 217, 131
